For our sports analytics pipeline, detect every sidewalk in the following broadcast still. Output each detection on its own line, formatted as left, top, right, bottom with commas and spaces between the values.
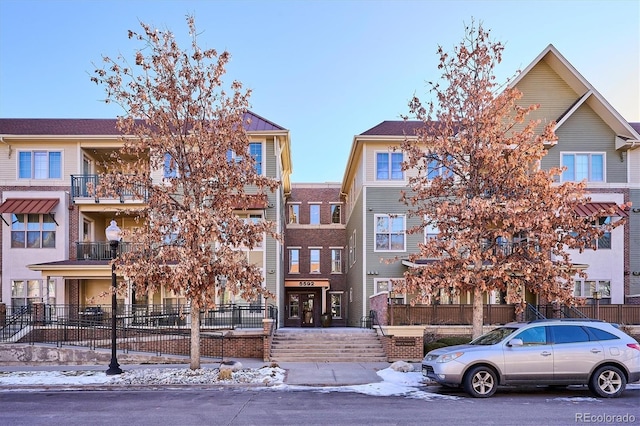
0, 358, 399, 388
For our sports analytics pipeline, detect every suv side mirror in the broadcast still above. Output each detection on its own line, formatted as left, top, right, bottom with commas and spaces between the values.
508, 338, 523, 347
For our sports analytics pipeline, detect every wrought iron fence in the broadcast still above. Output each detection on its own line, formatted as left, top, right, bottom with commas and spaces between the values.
0, 303, 278, 359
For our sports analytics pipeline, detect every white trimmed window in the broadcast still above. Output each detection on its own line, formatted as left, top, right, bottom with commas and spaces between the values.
376, 152, 403, 180
226, 142, 263, 174
574, 280, 611, 301
309, 204, 320, 225
288, 204, 300, 224
374, 214, 406, 251
289, 248, 300, 273
330, 204, 341, 224
11, 214, 56, 248
331, 248, 342, 273
19, 151, 62, 179
374, 278, 406, 303
11, 279, 56, 307
329, 292, 343, 319
310, 249, 321, 273
426, 154, 454, 180
561, 153, 605, 182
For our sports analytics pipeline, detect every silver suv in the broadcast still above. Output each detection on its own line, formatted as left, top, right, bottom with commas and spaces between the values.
422, 319, 640, 398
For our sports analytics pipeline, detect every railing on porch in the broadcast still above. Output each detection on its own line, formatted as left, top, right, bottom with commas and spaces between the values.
71, 174, 150, 203
75, 241, 140, 261
388, 304, 640, 326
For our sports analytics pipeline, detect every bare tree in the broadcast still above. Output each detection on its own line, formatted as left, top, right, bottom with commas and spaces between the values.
92, 16, 279, 368
399, 22, 627, 338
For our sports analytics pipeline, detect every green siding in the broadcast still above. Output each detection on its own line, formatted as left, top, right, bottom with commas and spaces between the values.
363, 187, 423, 314
345, 188, 364, 326
542, 104, 625, 183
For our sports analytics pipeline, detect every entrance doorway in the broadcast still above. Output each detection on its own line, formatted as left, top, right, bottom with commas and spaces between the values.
285, 289, 321, 327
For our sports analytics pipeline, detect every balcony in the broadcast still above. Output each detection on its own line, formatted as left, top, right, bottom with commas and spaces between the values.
480, 240, 541, 256
75, 241, 139, 260
71, 174, 149, 203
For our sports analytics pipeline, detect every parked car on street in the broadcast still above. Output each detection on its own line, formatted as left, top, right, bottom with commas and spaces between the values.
422, 319, 640, 398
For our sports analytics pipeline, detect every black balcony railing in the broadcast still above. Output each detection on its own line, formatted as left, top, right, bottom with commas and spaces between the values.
75, 241, 139, 260
480, 240, 541, 256
71, 174, 149, 203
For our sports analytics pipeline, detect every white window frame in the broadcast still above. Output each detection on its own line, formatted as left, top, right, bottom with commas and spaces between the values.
309, 248, 321, 273
226, 142, 263, 175
309, 203, 321, 225
561, 152, 605, 183
11, 278, 56, 307
374, 214, 406, 252
11, 213, 56, 249
18, 150, 63, 180
288, 203, 300, 224
330, 248, 342, 273
330, 203, 341, 224
375, 151, 404, 181
349, 229, 356, 266
426, 154, 454, 180
288, 248, 300, 274
329, 292, 343, 319
373, 278, 407, 303
573, 279, 611, 300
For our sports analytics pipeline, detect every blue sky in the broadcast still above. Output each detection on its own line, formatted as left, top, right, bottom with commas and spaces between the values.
1, 0, 638, 182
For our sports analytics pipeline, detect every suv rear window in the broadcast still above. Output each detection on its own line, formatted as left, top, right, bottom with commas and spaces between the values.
550, 325, 590, 344
586, 326, 619, 341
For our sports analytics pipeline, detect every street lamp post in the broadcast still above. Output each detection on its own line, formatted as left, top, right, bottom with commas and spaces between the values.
105, 220, 123, 375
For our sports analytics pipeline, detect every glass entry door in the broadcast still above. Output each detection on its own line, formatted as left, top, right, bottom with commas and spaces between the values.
301, 293, 315, 327
285, 290, 320, 327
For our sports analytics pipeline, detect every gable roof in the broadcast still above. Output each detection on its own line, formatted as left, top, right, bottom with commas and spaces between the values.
0, 111, 285, 136
510, 44, 640, 146
360, 121, 425, 136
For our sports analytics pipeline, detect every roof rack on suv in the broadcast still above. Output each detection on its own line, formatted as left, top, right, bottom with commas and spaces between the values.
528, 318, 605, 323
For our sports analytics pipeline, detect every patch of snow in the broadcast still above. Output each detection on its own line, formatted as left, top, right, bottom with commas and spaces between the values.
550, 397, 601, 403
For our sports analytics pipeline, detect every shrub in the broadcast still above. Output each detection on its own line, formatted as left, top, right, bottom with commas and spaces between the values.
424, 336, 472, 355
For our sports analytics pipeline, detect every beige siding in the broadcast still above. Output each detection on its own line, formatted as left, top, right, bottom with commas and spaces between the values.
0, 139, 78, 186
364, 142, 406, 184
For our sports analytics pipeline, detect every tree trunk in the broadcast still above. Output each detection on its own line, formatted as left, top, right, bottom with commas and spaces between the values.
472, 287, 484, 339
189, 304, 201, 370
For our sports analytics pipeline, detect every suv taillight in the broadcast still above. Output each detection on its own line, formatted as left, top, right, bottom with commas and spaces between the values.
627, 343, 640, 351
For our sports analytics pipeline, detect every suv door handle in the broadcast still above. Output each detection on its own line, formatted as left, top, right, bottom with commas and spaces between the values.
541, 351, 552, 357
590, 349, 602, 353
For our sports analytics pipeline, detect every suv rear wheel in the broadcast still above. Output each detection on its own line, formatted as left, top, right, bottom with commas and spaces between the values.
463, 366, 497, 398
589, 365, 626, 398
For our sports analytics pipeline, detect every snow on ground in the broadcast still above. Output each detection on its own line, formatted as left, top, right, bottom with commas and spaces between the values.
308, 368, 459, 400
0, 366, 637, 402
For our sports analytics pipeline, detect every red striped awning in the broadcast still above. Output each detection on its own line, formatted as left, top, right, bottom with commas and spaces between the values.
574, 202, 628, 218
0, 198, 59, 214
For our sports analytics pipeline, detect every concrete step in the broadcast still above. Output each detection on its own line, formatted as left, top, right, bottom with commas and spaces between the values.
269, 328, 387, 362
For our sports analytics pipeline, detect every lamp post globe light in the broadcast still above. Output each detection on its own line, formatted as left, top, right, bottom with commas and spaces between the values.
105, 220, 123, 375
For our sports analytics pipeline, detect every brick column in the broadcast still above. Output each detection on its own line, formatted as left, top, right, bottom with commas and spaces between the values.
262, 318, 275, 362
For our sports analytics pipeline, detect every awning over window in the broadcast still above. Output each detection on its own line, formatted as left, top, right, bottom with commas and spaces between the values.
0, 198, 59, 214
574, 202, 628, 218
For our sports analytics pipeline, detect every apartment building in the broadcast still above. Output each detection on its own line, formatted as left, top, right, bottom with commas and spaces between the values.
1, 45, 638, 330
0, 114, 291, 319
283, 183, 347, 327
340, 45, 640, 324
